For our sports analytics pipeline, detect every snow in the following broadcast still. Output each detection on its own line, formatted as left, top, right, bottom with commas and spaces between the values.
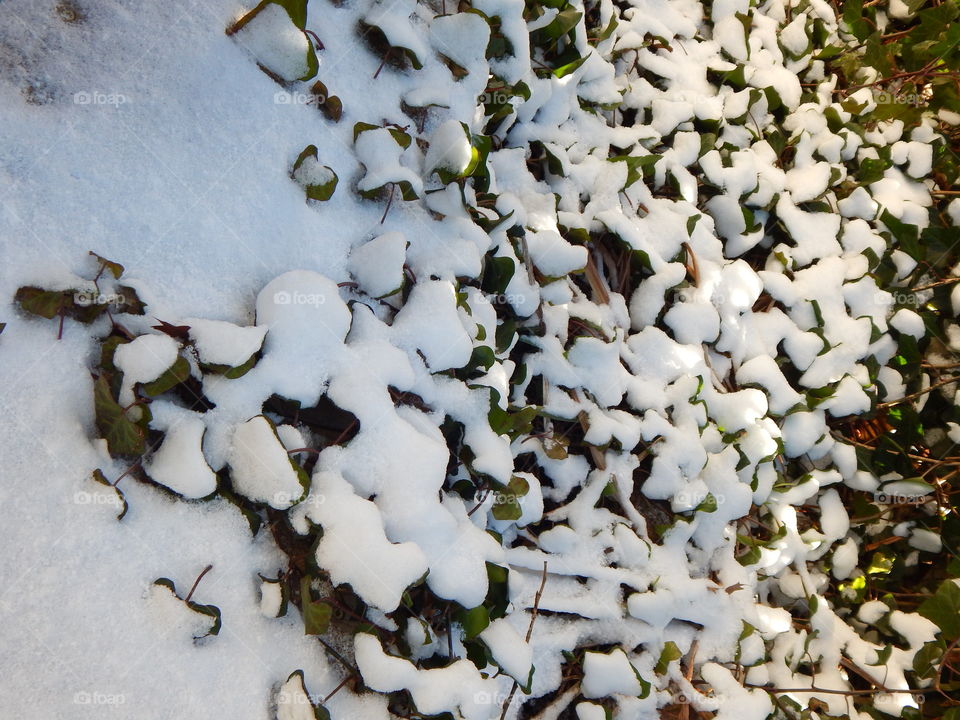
478, 618, 533, 683
355, 633, 497, 720
228, 416, 305, 510
145, 408, 218, 499
276, 671, 320, 720
890, 308, 926, 338
348, 231, 407, 298
391, 280, 473, 371
231, 3, 313, 82
259, 578, 284, 618
425, 119, 473, 179
780, 411, 827, 457
355, 127, 424, 199
113, 333, 181, 405
187, 318, 267, 368
582, 648, 642, 698
307, 469, 429, 613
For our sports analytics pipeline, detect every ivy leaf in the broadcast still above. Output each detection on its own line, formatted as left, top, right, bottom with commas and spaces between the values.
695, 492, 718, 513
278, 670, 331, 720
89, 251, 124, 279
116, 285, 146, 315
609, 154, 659, 187
481, 255, 515, 295
655, 641, 682, 674
94, 375, 146, 456
553, 52, 590, 78
484, 562, 510, 619
539, 8, 582, 41
227, 0, 318, 81
152, 577, 222, 638
918, 580, 960, 641
15, 286, 72, 320
292, 145, 339, 202
203, 352, 259, 380
152, 319, 192, 341
542, 435, 569, 460
868, 644, 893, 666
141, 355, 191, 397
300, 576, 333, 635
457, 604, 490, 639
91, 468, 128, 520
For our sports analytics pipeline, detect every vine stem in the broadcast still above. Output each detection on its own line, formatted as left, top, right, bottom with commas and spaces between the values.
876, 375, 960, 409
184, 564, 213, 603
498, 562, 547, 720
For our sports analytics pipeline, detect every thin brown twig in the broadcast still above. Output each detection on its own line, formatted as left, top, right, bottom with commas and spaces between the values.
499, 562, 548, 720
876, 375, 960, 409
184, 564, 213, 604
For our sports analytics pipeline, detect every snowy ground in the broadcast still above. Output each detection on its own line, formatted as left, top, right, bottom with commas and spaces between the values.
0, 1, 363, 716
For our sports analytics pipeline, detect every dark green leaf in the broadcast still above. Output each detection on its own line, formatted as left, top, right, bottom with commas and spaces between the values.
918, 580, 960, 640
94, 375, 146, 456
141, 355, 191, 397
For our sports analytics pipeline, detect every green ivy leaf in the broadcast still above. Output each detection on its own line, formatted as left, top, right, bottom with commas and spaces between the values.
300, 576, 333, 635
89, 251, 124, 279
91, 468, 128, 520
94, 375, 147, 456
15, 286, 73, 320
141, 355, 191, 397
918, 580, 960, 641
458, 604, 490, 639
153, 577, 222, 638
654, 641, 682, 674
